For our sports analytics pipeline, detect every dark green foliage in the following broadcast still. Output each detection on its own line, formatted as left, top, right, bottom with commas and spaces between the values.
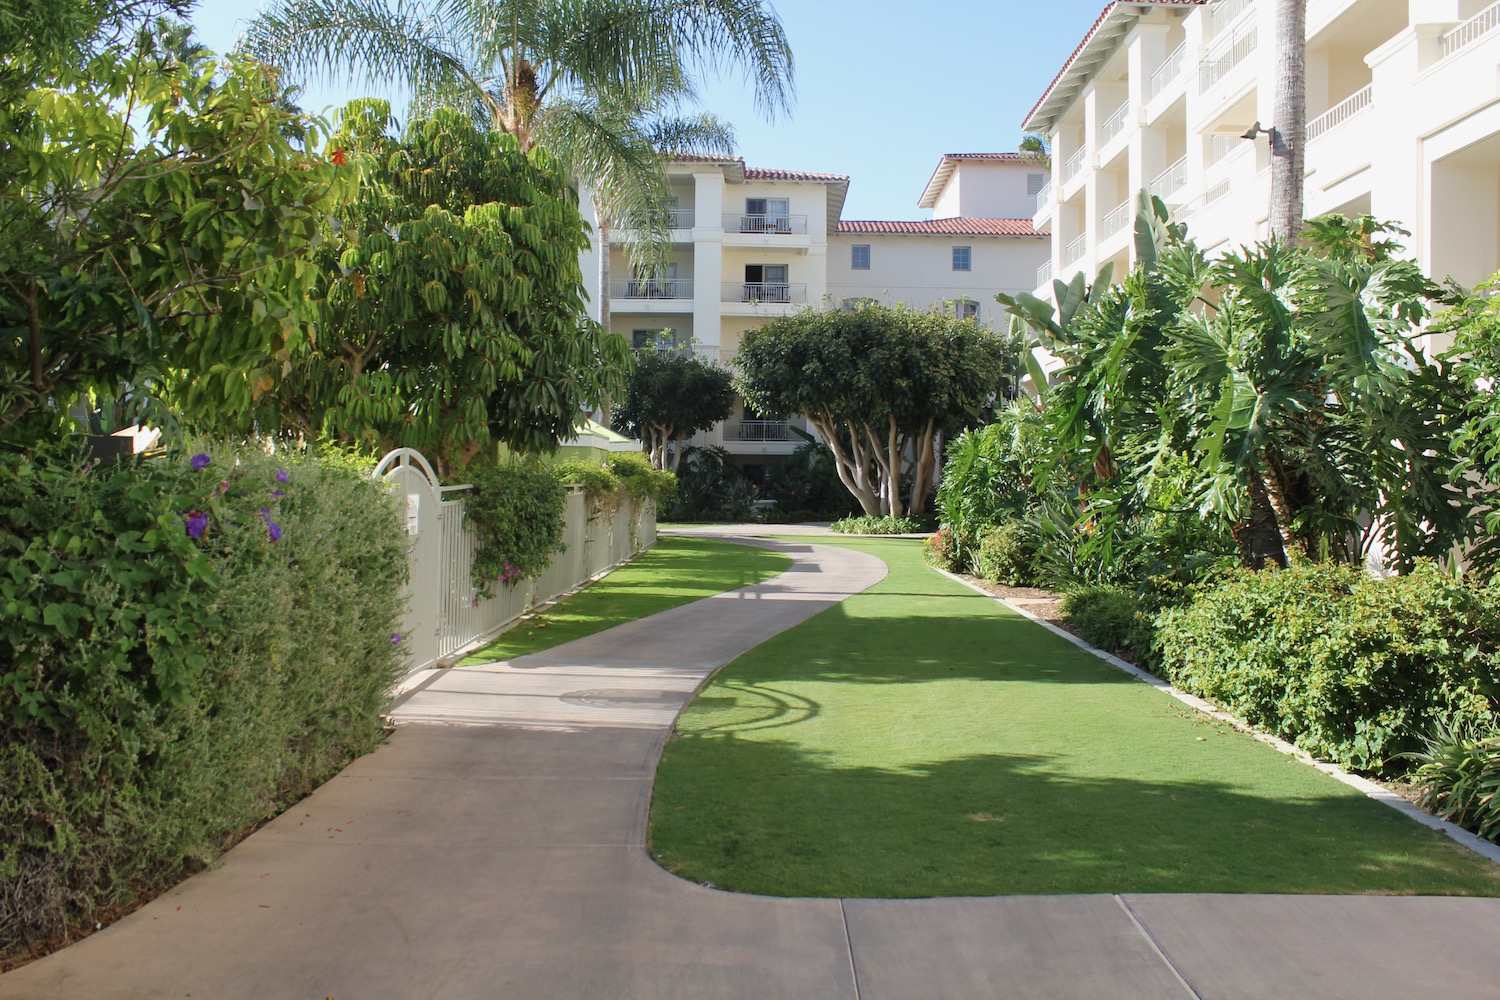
829, 515, 927, 535
935, 411, 1042, 569
922, 527, 961, 571
762, 442, 852, 520
607, 452, 677, 503
0, 445, 404, 962
1403, 723, 1500, 843
1154, 562, 1500, 774
612, 351, 735, 470
552, 460, 619, 504
970, 520, 1039, 586
1060, 585, 1148, 659
670, 446, 756, 520
465, 465, 568, 593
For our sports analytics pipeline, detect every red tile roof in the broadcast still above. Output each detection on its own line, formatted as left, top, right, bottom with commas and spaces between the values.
837, 218, 1048, 238
938, 153, 1032, 161
1024, 0, 1207, 132
743, 166, 850, 182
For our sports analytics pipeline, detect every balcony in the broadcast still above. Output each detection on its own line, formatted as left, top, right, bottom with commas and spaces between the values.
1151, 157, 1189, 200
1063, 233, 1088, 266
1306, 85, 1373, 142
1200, 26, 1257, 92
721, 282, 807, 304
1036, 178, 1054, 208
1147, 43, 1186, 103
1062, 146, 1089, 183
722, 213, 808, 235
1442, 1, 1500, 59
1207, 0, 1253, 40
726, 419, 790, 442
611, 278, 693, 300
1036, 260, 1053, 287
664, 208, 694, 229
1102, 199, 1132, 238
1100, 101, 1132, 146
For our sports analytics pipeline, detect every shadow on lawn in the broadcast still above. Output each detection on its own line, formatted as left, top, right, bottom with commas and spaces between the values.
650, 736, 1500, 898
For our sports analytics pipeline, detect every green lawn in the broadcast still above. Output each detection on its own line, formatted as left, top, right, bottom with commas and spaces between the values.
650, 535, 1500, 897
459, 535, 791, 663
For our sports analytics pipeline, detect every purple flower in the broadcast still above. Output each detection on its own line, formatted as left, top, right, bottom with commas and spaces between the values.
268, 489, 285, 499
259, 507, 272, 519
182, 510, 209, 539
275, 468, 289, 483
391, 633, 402, 645
266, 522, 282, 543
191, 453, 211, 470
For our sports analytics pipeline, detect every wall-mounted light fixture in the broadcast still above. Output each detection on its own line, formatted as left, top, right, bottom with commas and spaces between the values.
1240, 121, 1274, 140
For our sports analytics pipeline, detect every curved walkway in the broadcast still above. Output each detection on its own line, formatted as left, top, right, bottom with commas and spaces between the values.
7, 531, 1500, 999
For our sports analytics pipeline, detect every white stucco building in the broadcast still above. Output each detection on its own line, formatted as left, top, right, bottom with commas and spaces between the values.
1025, 0, 1500, 307
582, 153, 1048, 479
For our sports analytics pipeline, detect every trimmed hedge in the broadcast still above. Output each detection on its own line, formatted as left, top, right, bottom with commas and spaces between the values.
0, 445, 405, 964
1154, 561, 1500, 775
1061, 585, 1148, 659
970, 520, 1040, 586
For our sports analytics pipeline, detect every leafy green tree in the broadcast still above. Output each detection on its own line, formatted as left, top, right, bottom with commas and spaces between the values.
735, 304, 1010, 518
612, 349, 735, 472
0, 19, 353, 445
228, 99, 627, 464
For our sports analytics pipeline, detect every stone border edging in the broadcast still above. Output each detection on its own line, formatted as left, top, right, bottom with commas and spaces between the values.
936, 567, 1500, 869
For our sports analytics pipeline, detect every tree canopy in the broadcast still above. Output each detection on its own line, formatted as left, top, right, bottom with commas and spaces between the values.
612, 349, 735, 471
735, 304, 1011, 517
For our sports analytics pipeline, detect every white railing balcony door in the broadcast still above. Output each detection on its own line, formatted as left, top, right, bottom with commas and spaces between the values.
612, 278, 694, 300
727, 419, 790, 442
1063, 233, 1088, 266
1200, 26, 1257, 91
1062, 146, 1089, 183
1151, 157, 1189, 200
722, 281, 807, 304
1442, 1, 1500, 58
1147, 44, 1186, 102
1306, 84, 1373, 141
724, 213, 808, 235
1100, 101, 1132, 145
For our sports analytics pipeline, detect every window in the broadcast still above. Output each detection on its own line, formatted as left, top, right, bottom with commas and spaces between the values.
851, 244, 871, 270
632, 329, 679, 352
744, 264, 790, 302
953, 298, 979, 320
952, 246, 972, 271
1026, 173, 1047, 196
743, 197, 791, 233
841, 296, 876, 312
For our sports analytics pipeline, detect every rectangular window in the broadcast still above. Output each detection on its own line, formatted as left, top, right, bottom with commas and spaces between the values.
1026, 173, 1046, 196
744, 264, 790, 302
851, 244, 871, 270
954, 298, 979, 320
952, 246, 972, 271
743, 197, 791, 233
632, 329, 678, 352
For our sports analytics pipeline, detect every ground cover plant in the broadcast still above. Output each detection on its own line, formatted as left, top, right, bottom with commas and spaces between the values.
649, 536, 1500, 897
460, 536, 789, 663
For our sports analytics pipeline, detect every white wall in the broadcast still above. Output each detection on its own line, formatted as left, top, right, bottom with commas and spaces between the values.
827, 233, 1047, 326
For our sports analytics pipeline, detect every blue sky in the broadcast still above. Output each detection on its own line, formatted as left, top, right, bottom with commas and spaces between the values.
186, 0, 1113, 220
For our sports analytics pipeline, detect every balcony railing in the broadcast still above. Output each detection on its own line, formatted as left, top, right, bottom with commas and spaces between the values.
726, 419, 790, 442
1208, 132, 1240, 165
1062, 146, 1089, 183
1063, 233, 1088, 266
1442, 0, 1500, 58
1102, 200, 1132, 237
1151, 157, 1189, 200
1036, 178, 1054, 207
1208, 0, 1253, 39
1204, 179, 1232, 206
721, 282, 807, 304
723, 213, 808, 235
1037, 260, 1053, 288
1147, 43, 1186, 102
664, 208, 694, 229
1200, 26, 1257, 91
611, 278, 693, 300
1100, 101, 1132, 145
1306, 84, 1373, 141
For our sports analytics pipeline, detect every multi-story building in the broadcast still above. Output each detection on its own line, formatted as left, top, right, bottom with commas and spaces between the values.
1026, 0, 1500, 316
581, 153, 1047, 479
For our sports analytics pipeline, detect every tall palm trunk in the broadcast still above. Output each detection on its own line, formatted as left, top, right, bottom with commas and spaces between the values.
1268, 0, 1307, 241
594, 202, 615, 425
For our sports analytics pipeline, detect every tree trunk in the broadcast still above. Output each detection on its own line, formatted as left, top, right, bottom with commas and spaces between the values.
1268, 0, 1307, 241
813, 413, 881, 515
1239, 475, 1290, 570
594, 200, 616, 425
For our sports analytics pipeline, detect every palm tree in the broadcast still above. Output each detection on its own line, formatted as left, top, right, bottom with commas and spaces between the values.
1268, 0, 1307, 240
242, 0, 794, 338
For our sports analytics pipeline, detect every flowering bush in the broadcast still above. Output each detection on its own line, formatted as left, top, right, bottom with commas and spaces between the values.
464, 464, 568, 597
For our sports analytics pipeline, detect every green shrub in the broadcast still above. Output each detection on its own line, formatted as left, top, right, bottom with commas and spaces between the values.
1154, 561, 1500, 774
923, 526, 962, 571
970, 520, 1039, 585
1060, 585, 1149, 659
552, 460, 618, 505
607, 452, 676, 504
1402, 722, 1500, 843
465, 464, 568, 593
830, 514, 927, 535
0, 444, 404, 962
763, 442, 856, 520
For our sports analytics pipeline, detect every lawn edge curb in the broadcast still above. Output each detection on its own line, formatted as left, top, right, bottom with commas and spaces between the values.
935, 566, 1500, 870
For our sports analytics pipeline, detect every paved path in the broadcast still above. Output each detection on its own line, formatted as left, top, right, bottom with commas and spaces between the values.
7, 531, 1500, 999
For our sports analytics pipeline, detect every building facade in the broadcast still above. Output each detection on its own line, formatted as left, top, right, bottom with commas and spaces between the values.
1026, 0, 1500, 321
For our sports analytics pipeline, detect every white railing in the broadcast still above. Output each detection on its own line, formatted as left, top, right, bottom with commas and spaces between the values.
1100, 101, 1132, 145
1063, 146, 1089, 182
727, 419, 790, 442
1204, 179, 1232, 205
1306, 84, 1373, 141
1147, 43, 1186, 102
1037, 260, 1053, 287
374, 449, 657, 672
1151, 156, 1189, 199
611, 278, 693, 299
1208, 0, 1253, 39
1036, 178, 1053, 207
723, 213, 808, 235
1208, 132, 1240, 164
1063, 233, 1088, 265
664, 208, 694, 229
1200, 26, 1257, 91
721, 281, 807, 304
1102, 200, 1132, 237
1442, 0, 1500, 58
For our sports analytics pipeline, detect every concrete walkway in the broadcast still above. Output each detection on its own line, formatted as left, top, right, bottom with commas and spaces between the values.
7, 531, 1500, 999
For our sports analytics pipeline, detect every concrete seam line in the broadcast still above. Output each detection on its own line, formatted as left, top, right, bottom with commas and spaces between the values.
838, 898, 863, 1000
1113, 895, 1204, 999
937, 567, 1500, 869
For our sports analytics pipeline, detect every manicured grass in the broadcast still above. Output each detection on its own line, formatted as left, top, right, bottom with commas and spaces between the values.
650, 536, 1500, 897
459, 535, 791, 663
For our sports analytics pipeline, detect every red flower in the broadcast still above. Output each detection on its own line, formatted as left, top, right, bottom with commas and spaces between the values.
330, 148, 347, 166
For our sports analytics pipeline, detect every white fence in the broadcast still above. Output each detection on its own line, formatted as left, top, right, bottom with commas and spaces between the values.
374, 448, 657, 672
